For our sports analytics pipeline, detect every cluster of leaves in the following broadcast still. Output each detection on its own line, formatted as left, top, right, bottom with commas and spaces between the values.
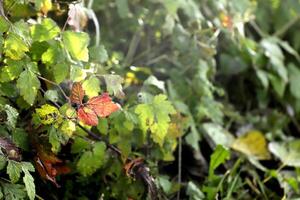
2, 0, 300, 199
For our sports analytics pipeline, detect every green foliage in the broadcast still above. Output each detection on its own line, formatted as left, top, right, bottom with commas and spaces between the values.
62, 31, 89, 62
76, 142, 107, 176
208, 145, 230, 180
135, 94, 176, 146
16, 69, 40, 105
2, 0, 300, 199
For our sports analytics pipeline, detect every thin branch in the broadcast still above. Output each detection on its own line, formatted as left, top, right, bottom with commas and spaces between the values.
76, 123, 122, 156
176, 136, 182, 200
249, 20, 267, 38
273, 15, 300, 38
37, 75, 69, 102
124, 28, 142, 66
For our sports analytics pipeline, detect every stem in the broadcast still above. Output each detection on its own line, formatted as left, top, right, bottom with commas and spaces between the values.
176, 136, 182, 200
263, 163, 285, 183
124, 28, 142, 66
76, 123, 122, 157
273, 15, 300, 38
37, 75, 69, 102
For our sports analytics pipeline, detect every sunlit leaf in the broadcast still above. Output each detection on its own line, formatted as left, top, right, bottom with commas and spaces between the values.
62, 31, 89, 61
231, 130, 270, 160
269, 140, 300, 167
30, 18, 60, 42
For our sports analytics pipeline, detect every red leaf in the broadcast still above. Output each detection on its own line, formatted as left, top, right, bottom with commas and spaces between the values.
77, 106, 98, 126
70, 82, 84, 104
87, 93, 120, 118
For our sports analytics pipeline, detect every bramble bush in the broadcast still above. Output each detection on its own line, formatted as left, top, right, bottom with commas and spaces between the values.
2, 0, 300, 199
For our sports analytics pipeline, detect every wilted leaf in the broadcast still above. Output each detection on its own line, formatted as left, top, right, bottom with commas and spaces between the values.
231, 130, 270, 160
67, 3, 88, 31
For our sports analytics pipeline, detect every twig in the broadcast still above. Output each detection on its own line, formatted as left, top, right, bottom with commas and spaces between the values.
249, 20, 267, 38
124, 28, 142, 66
263, 163, 285, 183
37, 75, 69, 102
176, 136, 182, 200
273, 15, 300, 38
76, 123, 122, 156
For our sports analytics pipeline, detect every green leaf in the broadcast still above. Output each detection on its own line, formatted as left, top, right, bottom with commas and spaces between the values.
97, 118, 108, 135
52, 62, 69, 83
202, 123, 235, 147
62, 31, 89, 61
35, 104, 61, 125
89, 45, 108, 63
1, 182, 27, 200
12, 128, 29, 151
268, 73, 286, 97
16, 70, 40, 105
269, 140, 300, 167
116, 0, 130, 18
186, 181, 205, 200
60, 120, 76, 137
103, 74, 124, 98
209, 145, 230, 179
4, 32, 29, 60
4, 104, 19, 129
77, 142, 106, 176
44, 89, 59, 102
48, 126, 68, 153
135, 94, 176, 146
0, 59, 24, 82
41, 41, 64, 65
70, 65, 86, 82
7, 160, 22, 183
256, 69, 269, 89
0, 16, 10, 33
30, 18, 60, 42
288, 63, 300, 99
20, 162, 35, 200
71, 137, 89, 154
82, 76, 100, 98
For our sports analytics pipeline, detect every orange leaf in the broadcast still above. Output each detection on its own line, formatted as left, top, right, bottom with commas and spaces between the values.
70, 82, 84, 104
77, 106, 98, 126
87, 93, 120, 118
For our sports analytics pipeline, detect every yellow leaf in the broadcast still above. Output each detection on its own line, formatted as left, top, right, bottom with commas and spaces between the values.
231, 130, 270, 160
